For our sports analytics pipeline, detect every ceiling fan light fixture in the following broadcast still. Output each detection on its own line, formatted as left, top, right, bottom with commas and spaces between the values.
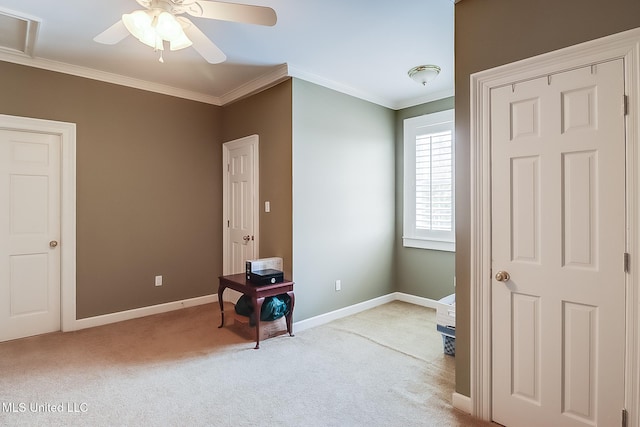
162, 13, 193, 50
408, 65, 441, 86
95, 0, 279, 64
122, 9, 192, 53
122, 10, 152, 42
155, 12, 184, 41
169, 32, 193, 51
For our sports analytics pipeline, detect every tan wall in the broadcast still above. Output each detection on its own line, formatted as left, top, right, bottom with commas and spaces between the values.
221, 80, 293, 278
455, 0, 640, 397
0, 61, 223, 318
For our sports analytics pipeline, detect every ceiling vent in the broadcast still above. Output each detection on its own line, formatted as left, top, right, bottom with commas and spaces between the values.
0, 8, 40, 57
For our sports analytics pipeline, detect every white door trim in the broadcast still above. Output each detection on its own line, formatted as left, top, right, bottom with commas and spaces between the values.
222, 134, 259, 276
0, 114, 77, 333
469, 28, 640, 425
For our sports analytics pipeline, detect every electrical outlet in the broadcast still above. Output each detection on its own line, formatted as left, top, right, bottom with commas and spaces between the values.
155, 275, 162, 287
335, 279, 341, 291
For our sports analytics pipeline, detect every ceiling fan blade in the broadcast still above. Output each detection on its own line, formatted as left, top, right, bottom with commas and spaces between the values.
94, 20, 130, 45
178, 17, 227, 64
186, 1, 277, 26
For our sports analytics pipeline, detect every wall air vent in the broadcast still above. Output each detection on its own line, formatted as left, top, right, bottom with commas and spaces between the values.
0, 7, 40, 57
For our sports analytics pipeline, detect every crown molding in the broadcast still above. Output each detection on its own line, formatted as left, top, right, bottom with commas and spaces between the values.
288, 64, 452, 110
391, 88, 455, 110
287, 64, 397, 109
0, 49, 289, 107
0, 50, 451, 110
0, 51, 222, 105
219, 63, 290, 105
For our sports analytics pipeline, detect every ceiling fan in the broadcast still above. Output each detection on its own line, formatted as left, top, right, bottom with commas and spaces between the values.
94, 0, 276, 64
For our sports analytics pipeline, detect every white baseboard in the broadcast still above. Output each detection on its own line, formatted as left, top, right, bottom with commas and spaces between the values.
68, 291, 442, 336
394, 292, 439, 309
293, 293, 396, 333
69, 294, 217, 331
452, 392, 472, 414
293, 292, 439, 333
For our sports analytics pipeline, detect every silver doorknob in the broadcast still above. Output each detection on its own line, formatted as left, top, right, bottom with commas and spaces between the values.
49, 240, 58, 248
495, 271, 510, 282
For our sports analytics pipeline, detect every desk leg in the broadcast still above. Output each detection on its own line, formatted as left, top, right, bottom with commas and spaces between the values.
253, 296, 265, 349
286, 291, 295, 337
217, 284, 226, 328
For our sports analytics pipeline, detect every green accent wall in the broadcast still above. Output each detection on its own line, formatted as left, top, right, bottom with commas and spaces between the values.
292, 79, 396, 320
394, 98, 455, 300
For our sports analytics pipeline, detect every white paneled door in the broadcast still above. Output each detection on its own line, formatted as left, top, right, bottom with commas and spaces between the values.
0, 130, 61, 342
491, 60, 626, 426
223, 135, 258, 276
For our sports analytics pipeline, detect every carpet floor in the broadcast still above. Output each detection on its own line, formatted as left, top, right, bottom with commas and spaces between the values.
0, 300, 495, 426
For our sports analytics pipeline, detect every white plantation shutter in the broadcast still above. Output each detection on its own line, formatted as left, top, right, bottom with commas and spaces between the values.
404, 110, 455, 251
416, 130, 453, 231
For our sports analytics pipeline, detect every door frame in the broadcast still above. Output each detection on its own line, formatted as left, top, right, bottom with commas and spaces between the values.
0, 114, 77, 333
469, 28, 640, 425
222, 134, 260, 276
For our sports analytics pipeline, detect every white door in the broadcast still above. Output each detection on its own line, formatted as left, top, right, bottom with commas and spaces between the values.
0, 130, 61, 341
223, 135, 259, 276
491, 60, 626, 426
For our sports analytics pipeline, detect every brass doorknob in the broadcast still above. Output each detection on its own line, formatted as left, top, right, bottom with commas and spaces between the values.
49, 240, 58, 248
495, 271, 510, 282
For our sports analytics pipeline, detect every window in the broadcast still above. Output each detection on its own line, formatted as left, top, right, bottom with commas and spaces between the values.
403, 109, 455, 251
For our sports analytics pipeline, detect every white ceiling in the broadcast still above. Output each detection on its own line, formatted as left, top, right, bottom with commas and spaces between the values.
0, 0, 454, 110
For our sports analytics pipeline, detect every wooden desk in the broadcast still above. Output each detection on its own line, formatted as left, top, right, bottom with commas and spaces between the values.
218, 273, 295, 349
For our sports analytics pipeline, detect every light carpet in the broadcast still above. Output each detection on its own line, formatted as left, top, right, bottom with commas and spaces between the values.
0, 301, 494, 426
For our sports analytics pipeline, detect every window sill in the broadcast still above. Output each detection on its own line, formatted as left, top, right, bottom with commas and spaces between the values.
403, 237, 455, 252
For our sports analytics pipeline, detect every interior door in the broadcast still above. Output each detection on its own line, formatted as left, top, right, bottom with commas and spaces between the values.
490, 60, 626, 426
223, 135, 258, 276
0, 130, 61, 342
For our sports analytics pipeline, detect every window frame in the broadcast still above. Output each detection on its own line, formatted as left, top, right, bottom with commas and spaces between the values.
403, 109, 455, 252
